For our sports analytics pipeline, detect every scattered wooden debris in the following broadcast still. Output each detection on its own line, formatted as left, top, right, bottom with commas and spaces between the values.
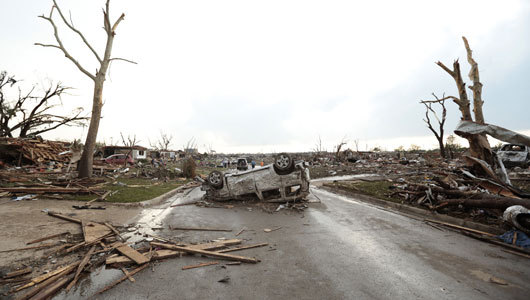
182, 261, 219, 270
95, 264, 149, 295
264, 227, 282, 233
115, 242, 150, 265
2, 267, 32, 279
218, 243, 268, 253
150, 242, 259, 263
169, 225, 233, 232
26, 232, 70, 245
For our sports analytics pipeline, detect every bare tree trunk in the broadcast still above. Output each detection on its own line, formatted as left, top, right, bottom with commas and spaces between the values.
78, 80, 104, 178
436, 37, 493, 165
36, 0, 133, 178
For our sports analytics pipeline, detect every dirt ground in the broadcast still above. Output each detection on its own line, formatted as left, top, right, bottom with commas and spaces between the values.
0, 197, 140, 270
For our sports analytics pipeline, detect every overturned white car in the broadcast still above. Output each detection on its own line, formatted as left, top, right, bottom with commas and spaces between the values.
202, 153, 310, 202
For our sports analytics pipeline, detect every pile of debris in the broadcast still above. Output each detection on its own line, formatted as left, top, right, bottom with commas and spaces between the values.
1, 212, 266, 299
0, 137, 73, 167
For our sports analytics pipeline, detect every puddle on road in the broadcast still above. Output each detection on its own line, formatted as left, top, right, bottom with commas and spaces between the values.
53, 266, 123, 299
123, 187, 205, 243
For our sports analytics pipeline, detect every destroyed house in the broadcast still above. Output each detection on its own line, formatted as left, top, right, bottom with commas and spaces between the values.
100, 145, 147, 160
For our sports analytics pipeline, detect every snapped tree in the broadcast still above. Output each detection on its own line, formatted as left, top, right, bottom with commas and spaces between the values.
434, 37, 493, 165
0, 71, 87, 138
36, 0, 135, 178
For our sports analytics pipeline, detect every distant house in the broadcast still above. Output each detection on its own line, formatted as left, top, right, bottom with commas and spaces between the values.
101, 145, 147, 160
184, 148, 198, 155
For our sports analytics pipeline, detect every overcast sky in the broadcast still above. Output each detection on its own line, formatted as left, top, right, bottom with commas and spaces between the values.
1, 0, 529, 153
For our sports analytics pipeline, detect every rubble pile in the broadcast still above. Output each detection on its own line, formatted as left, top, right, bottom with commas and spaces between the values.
1, 212, 265, 299
0, 137, 72, 167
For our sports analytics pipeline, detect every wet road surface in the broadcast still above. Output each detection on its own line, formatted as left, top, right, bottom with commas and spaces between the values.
57, 186, 530, 299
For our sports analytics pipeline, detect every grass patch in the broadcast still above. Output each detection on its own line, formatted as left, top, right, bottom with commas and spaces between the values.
324, 180, 402, 203
63, 177, 190, 203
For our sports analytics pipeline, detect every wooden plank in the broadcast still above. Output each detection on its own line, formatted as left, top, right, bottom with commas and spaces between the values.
235, 228, 245, 236
47, 211, 82, 224
84, 222, 113, 243
14, 262, 79, 292
3, 267, 31, 279
218, 243, 268, 253
169, 226, 232, 232
15, 267, 72, 300
26, 232, 69, 245
115, 243, 150, 265
95, 264, 149, 295
150, 242, 259, 263
105, 240, 242, 265
31, 273, 74, 300
424, 219, 496, 237
120, 267, 136, 282
0, 187, 98, 194
104, 222, 124, 242
65, 245, 96, 291
182, 261, 219, 270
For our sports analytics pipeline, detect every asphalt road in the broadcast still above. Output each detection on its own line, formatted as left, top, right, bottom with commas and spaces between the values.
59, 187, 530, 300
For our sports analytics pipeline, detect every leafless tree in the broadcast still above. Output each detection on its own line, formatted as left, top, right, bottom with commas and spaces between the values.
353, 139, 360, 153
0, 71, 87, 138
435, 36, 492, 165
149, 131, 173, 151
334, 137, 347, 160
420, 93, 447, 158
183, 137, 197, 157
36, 0, 136, 178
120, 132, 138, 167
313, 135, 324, 156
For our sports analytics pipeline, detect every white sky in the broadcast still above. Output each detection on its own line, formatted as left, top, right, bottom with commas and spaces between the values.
1, 0, 529, 153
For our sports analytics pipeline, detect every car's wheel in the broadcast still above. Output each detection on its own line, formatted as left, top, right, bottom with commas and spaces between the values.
207, 171, 224, 189
273, 153, 294, 175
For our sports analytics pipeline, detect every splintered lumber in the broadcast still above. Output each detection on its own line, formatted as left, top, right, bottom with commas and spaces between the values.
86, 190, 111, 205
435, 197, 530, 210
424, 219, 496, 237
84, 222, 113, 243
182, 261, 219, 270
150, 242, 259, 263
31, 273, 74, 300
47, 211, 82, 224
169, 226, 232, 232
14, 262, 80, 292
3, 267, 32, 279
218, 243, 269, 253
26, 232, 70, 245
15, 267, 72, 300
120, 267, 135, 282
104, 222, 123, 241
106, 249, 180, 264
0, 242, 59, 253
65, 245, 96, 291
115, 243, 150, 265
95, 264, 149, 295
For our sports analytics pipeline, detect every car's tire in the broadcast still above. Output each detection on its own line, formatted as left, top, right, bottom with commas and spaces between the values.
273, 153, 295, 175
207, 171, 224, 189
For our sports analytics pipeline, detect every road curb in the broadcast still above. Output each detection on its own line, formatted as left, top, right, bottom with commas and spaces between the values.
318, 185, 505, 235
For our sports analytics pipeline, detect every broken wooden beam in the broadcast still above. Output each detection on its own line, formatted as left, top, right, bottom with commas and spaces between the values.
218, 243, 268, 253
0, 187, 101, 194
424, 219, 496, 237
169, 225, 232, 232
65, 244, 96, 291
26, 232, 70, 245
182, 261, 219, 270
150, 242, 259, 263
47, 211, 82, 224
30, 273, 74, 300
115, 243, 150, 265
2, 267, 32, 279
120, 267, 135, 282
95, 264, 149, 295
14, 262, 80, 292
